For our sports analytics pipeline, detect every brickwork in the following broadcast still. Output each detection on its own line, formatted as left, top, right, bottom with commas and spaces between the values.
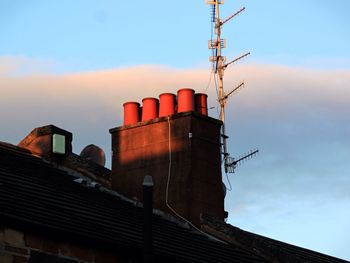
0, 228, 28, 263
110, 112, 225, 226
0, 228, 126, 263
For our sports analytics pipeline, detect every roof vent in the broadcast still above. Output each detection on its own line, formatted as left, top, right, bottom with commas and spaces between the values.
80, 144, 106, 167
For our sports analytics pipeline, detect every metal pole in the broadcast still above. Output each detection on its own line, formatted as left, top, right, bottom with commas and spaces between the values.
215, 1, 229, 172
143, 175, 154, 263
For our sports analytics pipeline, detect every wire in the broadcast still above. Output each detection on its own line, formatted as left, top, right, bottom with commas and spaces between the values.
165, 117, 210, 236
213, 74, 221, 119
225, 172, 232, 191
204, 69, 214, 93
214, 74, 219, 98
165, 116, 172, 208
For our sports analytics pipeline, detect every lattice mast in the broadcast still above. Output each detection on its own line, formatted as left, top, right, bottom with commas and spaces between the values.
206, 0, 252, 173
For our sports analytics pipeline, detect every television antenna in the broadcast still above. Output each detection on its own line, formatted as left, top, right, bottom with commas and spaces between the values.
206, 0, 258, 173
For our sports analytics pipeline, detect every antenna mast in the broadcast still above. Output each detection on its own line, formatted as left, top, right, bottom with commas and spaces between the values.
206, 0, 253, 173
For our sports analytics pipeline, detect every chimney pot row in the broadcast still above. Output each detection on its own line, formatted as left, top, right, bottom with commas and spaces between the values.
122, 89, 208, 126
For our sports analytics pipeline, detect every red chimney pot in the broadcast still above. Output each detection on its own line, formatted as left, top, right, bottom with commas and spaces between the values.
123, 102, 140, 126
177, 88, 195, 113
159, 93, 176, 117
142, 97, 159, 121
194, 93, 208, 116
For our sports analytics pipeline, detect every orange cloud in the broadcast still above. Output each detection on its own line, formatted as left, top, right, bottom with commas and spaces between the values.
0, 57, 349, 151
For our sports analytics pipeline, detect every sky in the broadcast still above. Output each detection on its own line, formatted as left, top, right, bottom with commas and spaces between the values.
0, 0, 349, 260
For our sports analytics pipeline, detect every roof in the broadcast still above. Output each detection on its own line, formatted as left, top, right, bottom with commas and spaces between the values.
201, 214, 349, 263
0, 142, 267, 263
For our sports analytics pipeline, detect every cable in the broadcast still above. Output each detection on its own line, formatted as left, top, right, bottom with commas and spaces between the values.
165, 116, 172, 207
225, 172, 232, 191
213, 74, 221, 119
204, 69, 214, 93
165, 117, 210, 236
213, 74, 219, 98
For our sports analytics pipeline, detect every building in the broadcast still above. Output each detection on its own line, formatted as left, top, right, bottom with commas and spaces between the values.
0, 90, 348, 263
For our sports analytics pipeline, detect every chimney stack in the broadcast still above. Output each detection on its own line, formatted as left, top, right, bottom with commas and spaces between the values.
110, 90, 224, 226
18, 124, 72, 159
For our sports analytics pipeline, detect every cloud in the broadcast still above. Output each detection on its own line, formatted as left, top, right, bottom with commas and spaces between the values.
1, 57, 349, 170
0, 56, 55, 76
1, 57, 350, 259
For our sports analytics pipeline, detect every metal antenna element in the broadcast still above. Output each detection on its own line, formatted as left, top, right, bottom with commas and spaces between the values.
226, 150, 259, 173
223, 52, 250, 69
206, 0, 253, 173
221, 7, 246, 26
219, 81, 244, 105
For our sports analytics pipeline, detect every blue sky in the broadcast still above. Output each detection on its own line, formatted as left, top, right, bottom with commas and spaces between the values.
1, 0, 349, 260
1, 0, 349, 71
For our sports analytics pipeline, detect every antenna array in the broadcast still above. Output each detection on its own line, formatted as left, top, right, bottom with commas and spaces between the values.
206, 0, 257, 173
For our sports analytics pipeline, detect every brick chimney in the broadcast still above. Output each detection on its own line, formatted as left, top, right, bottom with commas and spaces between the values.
110, 111, 225, 226
18, 124, 111, 187
18, 124, 73, 159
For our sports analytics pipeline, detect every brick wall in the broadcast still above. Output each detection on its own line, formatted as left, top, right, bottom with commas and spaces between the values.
110, 112, 224, 226
0, 227, 126, 263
